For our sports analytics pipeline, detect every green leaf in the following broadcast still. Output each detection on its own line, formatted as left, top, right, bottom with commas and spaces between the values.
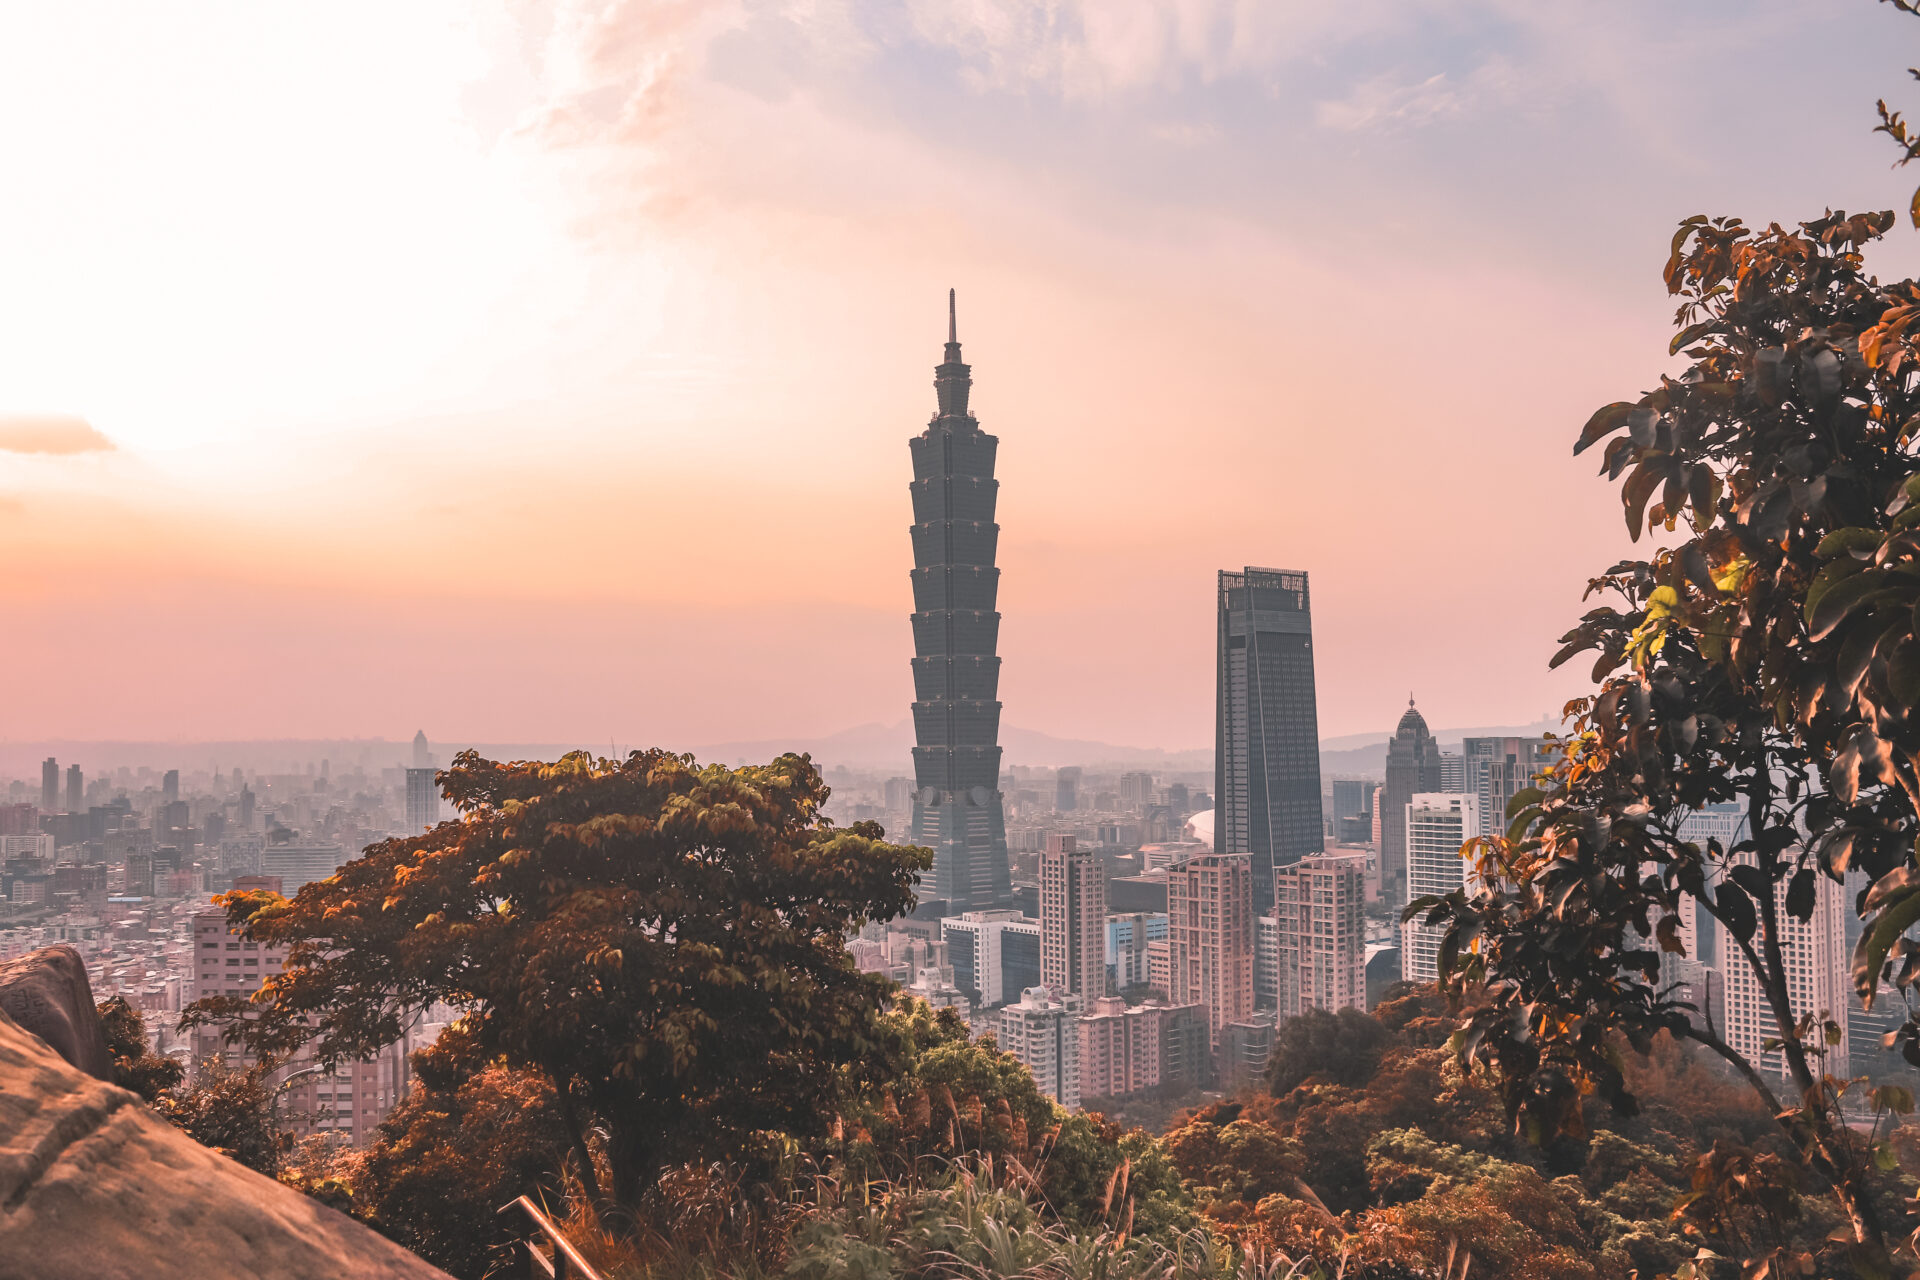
1854, 882, 1920, 1007
1808, 566, 1884, 641
1887, 638, 1920, 706
1816, 527, 1884, 559
1574, 402, 1635, 456
1715, 879, 1757, 944
1506, 787, 1545, 820
1669, 320, 1718, 356
1786, 867, 1816, 922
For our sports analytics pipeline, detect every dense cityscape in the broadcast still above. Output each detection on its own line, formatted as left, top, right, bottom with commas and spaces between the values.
13, 5, 1920, 1279
0, 299, 1898, 1157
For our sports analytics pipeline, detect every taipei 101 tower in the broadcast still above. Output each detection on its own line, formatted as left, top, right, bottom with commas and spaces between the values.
905, 291, 1013, 913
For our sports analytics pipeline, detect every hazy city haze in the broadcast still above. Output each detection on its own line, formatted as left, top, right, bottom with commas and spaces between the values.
4, 1, 1917, 749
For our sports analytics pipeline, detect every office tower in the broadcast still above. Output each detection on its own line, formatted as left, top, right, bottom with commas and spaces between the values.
64, 765, 81, 815
1330, 779, 1378, 832
1166, 853, 1254, 1073
125, 851, 153, 898
412, 730, 431, 769
1719, 850, 1849, 1079
998, 986, 1081, 1107
1040, 834, 1107, 998
1461, 737, 1554, 839
942, 910, 1040, 1007
1381, 699, 1443, 906
40, 758, 58, 813
162, 770, 180, 806
1438, 753, 1465, 792
238, 785, 256, 832
906, 292, 1013, 913
1216, 568, 1324, 914
1270, 852, 1369, 1015
261, 842, 348, 894
405, 768, 440, 832
1399, 793, 1480, 984
1106, 912, 1167, 992
1055, 767, 1082, 814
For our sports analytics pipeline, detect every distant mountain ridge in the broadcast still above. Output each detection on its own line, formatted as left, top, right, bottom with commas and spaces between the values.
0, 716, 1559, 781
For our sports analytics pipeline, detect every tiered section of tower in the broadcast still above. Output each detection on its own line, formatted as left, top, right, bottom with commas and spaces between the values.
907, 294, 1012, 913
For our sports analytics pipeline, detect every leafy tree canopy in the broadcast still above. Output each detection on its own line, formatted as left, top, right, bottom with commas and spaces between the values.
1414, 206, 1920, 1266
1265, 1005, 1392, 1097
184, 748, 929, 1209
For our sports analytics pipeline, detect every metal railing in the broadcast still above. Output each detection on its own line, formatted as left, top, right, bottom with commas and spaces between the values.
498, 1195, 604, 1280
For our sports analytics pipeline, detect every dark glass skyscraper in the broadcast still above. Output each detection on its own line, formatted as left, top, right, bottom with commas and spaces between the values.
1216, 568, 1324, 914
907, 292, 1012, 913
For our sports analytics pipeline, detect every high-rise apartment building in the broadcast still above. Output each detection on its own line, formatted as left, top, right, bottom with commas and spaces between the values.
1165, 853, 1254, 1074
907, 293, 1012, 914
1461, 737, 1554, 840
1438, 753, 1466, 792
1040, 834, 1107, 999
1270, 852, 1369, 1015
193, 898, 426, 1144
1719, 850, 1849, 1079
997, 986, 1080, 1107
40, 758, 58, 814
1381, 700, 1442, 906
64, 765, 82, 815
405, 768, 440, 832
1078, 997, 1207, 1100
1216, 568, 1324, 913
1400, 793, 1480, 984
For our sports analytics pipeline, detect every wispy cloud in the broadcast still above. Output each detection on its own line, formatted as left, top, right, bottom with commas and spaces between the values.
1314, 56, 1522, 133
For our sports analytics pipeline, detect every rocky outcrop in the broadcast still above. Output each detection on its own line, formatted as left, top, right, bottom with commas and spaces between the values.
0, 945, 112, 1080
0, 965, 451, 1279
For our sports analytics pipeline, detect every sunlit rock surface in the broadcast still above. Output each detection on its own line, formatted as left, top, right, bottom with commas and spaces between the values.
0, 951, 449, 1280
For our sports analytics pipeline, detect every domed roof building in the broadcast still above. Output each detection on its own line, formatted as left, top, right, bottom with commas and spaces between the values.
1382, 696, 1442, 905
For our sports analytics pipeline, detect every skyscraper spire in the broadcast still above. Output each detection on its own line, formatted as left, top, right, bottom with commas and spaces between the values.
936, 289, 971, 418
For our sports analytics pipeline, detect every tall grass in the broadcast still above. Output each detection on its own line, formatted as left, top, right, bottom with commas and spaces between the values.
539, 1155, 1357, 1280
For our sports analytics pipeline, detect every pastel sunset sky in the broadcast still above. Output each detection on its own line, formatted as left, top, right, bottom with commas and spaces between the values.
4, 1, 1918, 751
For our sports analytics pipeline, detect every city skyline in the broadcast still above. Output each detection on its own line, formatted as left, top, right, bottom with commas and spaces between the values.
8, 5, 1920, 751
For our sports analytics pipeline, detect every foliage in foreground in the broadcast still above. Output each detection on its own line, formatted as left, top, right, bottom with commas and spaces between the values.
1166, 988, 1920, 1280
100, 995, 284, 1178
183, 749, 930, 1211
